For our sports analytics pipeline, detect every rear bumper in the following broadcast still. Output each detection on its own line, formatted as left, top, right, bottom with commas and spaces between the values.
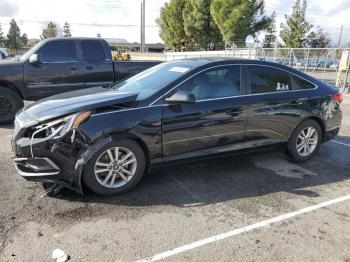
323, 127, 340, 142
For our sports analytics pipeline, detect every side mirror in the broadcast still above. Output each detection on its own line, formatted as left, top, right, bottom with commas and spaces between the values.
165, 91, 196, 105
29, 54, 39, 64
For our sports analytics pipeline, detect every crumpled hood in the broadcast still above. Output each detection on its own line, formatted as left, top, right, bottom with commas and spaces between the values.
16, 86, 138, 127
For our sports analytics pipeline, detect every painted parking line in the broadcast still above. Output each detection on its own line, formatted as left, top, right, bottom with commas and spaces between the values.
331, 140, 350, 147
136, 194, 350, 262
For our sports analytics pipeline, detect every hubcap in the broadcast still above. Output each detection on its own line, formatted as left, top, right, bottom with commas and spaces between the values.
296, 127, 318, 157
0, 96, 13, 119
94, 147, 137, 188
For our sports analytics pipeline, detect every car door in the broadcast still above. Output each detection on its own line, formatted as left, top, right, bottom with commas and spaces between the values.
24, 40, 85, 97
244, 64, 317, 145
80, 39, 114, 87
161, 65, 247, 159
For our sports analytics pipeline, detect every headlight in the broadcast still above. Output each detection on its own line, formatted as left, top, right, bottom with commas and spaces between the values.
33, 111, 91, 140
54, 111, 92, 138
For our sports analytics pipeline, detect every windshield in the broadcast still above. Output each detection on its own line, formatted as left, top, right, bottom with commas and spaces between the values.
111, 62, 194, 101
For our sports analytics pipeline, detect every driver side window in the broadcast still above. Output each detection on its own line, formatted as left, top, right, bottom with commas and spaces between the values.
177, 65, 241, 100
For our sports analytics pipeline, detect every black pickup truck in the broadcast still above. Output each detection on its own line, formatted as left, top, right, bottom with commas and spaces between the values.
0, 37, 161, 123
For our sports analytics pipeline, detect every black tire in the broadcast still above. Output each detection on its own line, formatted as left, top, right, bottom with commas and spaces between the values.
0, 87, 24, 124
83, 139, 146, 196
287, 119, 322, 162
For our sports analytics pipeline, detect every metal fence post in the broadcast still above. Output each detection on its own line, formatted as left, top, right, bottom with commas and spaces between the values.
322, 51, 329, 82
305, 49, 310, 72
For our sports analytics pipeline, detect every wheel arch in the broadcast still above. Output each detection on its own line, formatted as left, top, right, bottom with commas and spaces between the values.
0, 80, 24, 99
292, 115, 325, 141
108, 132, 151, 165
305, 116, 325, 141
76, 131, 151, 194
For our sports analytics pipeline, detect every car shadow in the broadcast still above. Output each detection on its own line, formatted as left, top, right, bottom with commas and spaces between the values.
0, 123, 14, 129
52, 142, 350, 208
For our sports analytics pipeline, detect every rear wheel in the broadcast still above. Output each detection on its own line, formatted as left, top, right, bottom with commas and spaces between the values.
287, 119, 322, 162
0, 87, 23, 124
83, 139, 146, 196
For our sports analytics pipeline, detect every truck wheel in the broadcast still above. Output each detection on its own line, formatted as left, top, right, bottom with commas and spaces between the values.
83, 139, 146, 196
0, 87, 24, 124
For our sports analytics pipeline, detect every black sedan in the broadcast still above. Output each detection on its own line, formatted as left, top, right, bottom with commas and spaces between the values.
12, 58, 342, 196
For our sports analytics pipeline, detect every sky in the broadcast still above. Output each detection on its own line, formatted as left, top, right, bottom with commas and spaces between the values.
0, 0, 349, 45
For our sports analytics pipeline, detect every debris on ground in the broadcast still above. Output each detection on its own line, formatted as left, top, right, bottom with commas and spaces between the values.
52, 248, 69, 262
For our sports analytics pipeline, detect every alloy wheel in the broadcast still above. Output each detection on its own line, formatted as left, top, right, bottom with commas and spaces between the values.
94, 147, 137, 188
296, 126, 318, 157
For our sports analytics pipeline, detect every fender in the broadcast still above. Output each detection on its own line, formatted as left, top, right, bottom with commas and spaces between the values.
74, 135, 113, 194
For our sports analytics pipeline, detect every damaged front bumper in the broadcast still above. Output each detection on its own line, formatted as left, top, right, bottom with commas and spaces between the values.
13, 157, 60, 177
11, 111, 97, 194
12, 136, 85, 193
12, 126, 112, 195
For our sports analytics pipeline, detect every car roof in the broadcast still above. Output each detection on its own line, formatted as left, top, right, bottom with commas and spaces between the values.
165, 57, 285, 69
164, 57, 318, 83
41, 37, 106, 43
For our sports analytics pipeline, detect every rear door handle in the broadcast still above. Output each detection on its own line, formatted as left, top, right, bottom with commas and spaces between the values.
86, 66, 93, 70
70, 65, 77, 70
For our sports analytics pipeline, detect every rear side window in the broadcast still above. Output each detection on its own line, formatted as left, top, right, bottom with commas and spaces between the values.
39, 41, 77, 63
248, 66, 291, 94
81, 40, 105, 62
293, 76, 315, 90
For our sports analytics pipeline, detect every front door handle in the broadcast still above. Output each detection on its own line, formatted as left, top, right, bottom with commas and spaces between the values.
70, 65, 77, 70
86, 66, 93, 70
290, 99, 303, 105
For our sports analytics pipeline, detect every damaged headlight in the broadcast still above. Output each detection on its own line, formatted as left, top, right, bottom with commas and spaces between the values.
51, 111, 92, 138
16, 111, 92, 158
33, 111, 92, 140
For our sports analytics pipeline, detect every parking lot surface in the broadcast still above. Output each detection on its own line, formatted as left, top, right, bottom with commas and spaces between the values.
1, 98, 350, 262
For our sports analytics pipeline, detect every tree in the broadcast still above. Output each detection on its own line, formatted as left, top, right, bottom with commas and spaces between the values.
279, 0, 312, 48
63, 21, 72, 37
41, 22, 58, 39
306, 27, 330, 48
210, 0, 272, 46
6, 19, 23, 53
156, 0, 191, 51
21, 33, 28, 47
183, 0, 223, 50
262, 11, 277, 48
0, 23, 4, 47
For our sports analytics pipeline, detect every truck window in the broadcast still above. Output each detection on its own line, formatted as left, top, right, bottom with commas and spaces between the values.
39, 41, 77, 63
81, 40, 105, 62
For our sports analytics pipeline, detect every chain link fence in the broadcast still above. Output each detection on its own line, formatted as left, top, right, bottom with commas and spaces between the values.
165, 48, 350, 91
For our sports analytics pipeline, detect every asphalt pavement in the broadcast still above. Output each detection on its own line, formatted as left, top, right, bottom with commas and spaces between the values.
0, 97, 349, 262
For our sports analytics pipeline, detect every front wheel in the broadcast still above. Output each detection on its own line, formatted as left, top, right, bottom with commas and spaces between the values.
287, 119, 322, 162
83, 139, 146, 196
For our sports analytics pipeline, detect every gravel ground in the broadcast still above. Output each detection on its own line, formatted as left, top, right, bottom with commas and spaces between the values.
0, 97, 349, 262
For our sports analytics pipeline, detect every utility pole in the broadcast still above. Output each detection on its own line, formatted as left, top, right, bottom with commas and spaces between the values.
337, 25, 343, 47
140, 0, 145, 53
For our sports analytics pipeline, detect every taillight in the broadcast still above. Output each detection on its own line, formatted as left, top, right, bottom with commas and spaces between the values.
332, 92, 343, 103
